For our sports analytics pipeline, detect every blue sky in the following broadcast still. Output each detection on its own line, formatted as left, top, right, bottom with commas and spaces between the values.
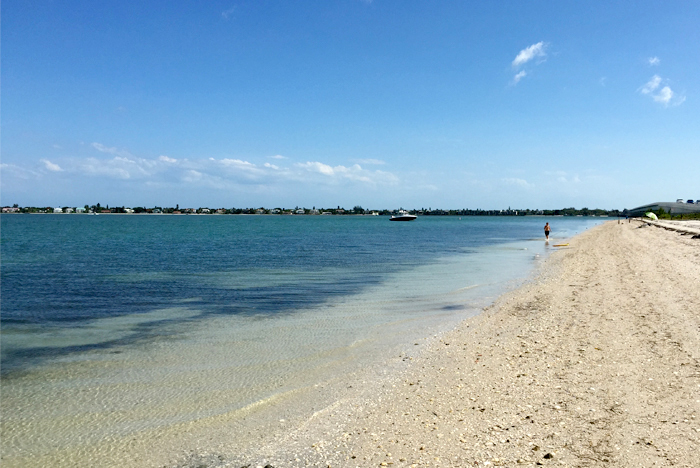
2, 1, 698, 210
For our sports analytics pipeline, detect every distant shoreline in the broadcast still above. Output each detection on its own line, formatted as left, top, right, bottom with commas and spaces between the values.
0, 212, 613, 217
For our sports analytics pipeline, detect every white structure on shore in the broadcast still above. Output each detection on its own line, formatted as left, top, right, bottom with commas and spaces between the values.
627, 201, 700, 217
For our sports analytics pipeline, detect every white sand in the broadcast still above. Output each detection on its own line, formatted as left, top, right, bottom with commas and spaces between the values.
224, 220, 700, 468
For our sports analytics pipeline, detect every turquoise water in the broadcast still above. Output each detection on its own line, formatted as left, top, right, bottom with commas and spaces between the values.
0, 214, 603, 466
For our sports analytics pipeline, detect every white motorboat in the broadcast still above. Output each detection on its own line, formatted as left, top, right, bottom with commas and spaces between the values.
390, 211, 417, 221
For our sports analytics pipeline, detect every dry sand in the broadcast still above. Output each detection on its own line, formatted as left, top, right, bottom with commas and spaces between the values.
185, 220, 700, 468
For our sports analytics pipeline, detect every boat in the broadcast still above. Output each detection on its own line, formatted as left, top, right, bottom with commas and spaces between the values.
390, 210, 417, 221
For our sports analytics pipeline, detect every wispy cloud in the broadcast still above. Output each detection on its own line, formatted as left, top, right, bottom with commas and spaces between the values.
512, 42, 547, 68
15, 150, 399, 192
639, 75, 662, 94
653, 86, 675, 105
502, 177, 532, 189
92, 142, 134, 158
639, 75, 685, 106
545, 171, 581, 184
40, 159, 63, 172
352, 158, 386, 165
1, 163, 41, 180
295, 162, 397, 185
512, 70, 527, 84
221, 7, 236, 20
511, 41, 547, 85
648, 56, 660, 66
270, 154, 288, 160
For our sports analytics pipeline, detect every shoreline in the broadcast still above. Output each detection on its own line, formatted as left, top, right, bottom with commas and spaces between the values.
219, 220, 700, 468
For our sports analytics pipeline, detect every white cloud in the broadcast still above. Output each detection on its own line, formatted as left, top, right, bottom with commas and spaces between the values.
648, 56, 660, 66
270, 154, 288, 160
92, 142, 119, 154
653, 86, 673, 104
296, 161, 398, 185
183, 170, 203, 182
546, 171, 581, 184
512, 42, 546, 68
217, 158, 255, 168
40, 159, 63, 172
1, 163, 41, 180
221, 7, 236, 20
502, 177, 531, 188
298, 161, 335, 176
640, 75, 662, 94
352, 158, 386, 165
79, 158, 132, 179
512, 70, 527, 84
639, 75, 685, 106
7, 150, 400, 199
91, 142, 134, 159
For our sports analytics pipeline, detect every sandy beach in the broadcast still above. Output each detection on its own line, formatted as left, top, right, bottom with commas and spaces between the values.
218, 220, 700, 468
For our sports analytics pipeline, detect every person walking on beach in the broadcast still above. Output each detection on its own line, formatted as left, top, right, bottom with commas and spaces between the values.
544, 222, 550, 241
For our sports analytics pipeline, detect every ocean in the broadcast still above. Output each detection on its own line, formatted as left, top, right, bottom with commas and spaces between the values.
0, 214, 603, 466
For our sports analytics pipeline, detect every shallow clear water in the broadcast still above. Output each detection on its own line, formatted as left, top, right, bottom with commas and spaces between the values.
0, 214, 603, 466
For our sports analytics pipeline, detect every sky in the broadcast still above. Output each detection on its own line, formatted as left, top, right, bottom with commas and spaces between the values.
2, 0, 699, 210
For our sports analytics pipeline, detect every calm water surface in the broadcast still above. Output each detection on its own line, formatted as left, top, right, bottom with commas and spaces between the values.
0, 214, 603, 467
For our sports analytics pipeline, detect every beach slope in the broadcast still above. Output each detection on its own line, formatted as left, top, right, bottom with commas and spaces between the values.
241, 220, 700, 467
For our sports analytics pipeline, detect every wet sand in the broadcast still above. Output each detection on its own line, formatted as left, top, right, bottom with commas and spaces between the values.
225, 220, 700, 467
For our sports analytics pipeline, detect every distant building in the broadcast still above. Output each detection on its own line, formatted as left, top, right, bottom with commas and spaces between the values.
64, 207, 74, 213
626, 201, 700, 217
76, 207, 86, 213
53, 207, 63, 213
2, 207, 20, 213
